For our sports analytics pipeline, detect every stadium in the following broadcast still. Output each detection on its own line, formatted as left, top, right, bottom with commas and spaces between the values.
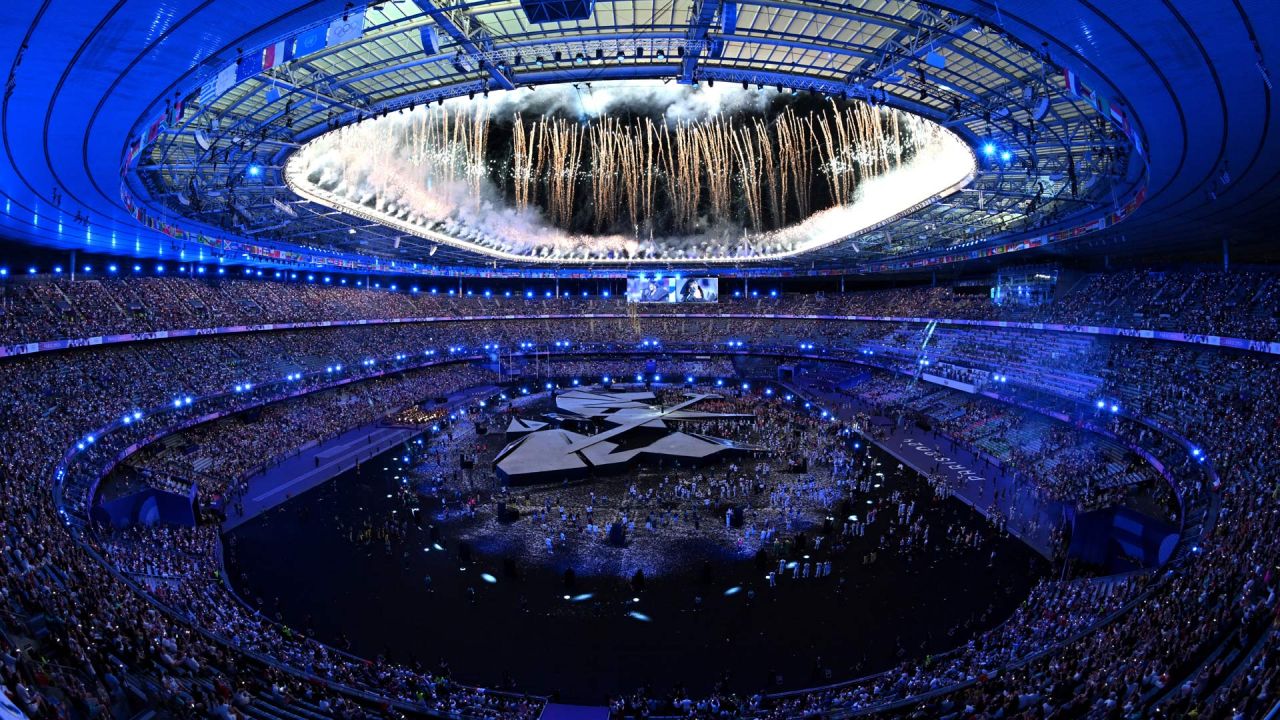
0, 1, 1277, 718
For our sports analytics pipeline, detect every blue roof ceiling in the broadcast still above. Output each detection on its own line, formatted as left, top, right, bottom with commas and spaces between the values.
0, 0, 1275, 275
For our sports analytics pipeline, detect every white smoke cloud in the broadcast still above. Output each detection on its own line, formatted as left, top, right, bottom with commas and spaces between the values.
447, 80, 778, 126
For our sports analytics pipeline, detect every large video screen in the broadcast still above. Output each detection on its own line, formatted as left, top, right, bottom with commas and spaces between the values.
626, 277, 719, 303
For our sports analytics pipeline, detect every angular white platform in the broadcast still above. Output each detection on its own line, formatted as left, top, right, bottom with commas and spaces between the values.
493, 388, 761, 484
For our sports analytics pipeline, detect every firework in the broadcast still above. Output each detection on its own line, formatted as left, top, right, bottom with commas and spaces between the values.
393, 100, 907, 237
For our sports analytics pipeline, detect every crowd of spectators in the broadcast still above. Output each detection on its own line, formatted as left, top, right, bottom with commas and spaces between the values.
818, 371, 1155, 511
124, 365, 495, 503
514, 358, 736, 382
0, 268, 1275, 719
2, 266, 1277, 347
0, 337, 537, 717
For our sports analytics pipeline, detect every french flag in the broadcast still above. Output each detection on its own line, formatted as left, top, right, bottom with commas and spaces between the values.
262, 39, 292, 70
1061, 66, 1080, 97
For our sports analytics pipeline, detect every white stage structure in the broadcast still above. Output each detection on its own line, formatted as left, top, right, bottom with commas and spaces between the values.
495, 389, 762, 484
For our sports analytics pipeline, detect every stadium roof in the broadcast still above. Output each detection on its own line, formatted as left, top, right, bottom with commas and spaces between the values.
0, 0, 1275, 277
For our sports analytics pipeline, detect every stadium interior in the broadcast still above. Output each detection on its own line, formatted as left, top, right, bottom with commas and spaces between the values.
0, 1, 1279, 719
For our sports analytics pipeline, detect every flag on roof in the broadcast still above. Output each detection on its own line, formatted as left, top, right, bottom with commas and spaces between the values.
236, 50, 264, 82
1092, 93, 1110, 120
198, 64, 237, 105
145, 115, 163, 142
1061, 66, 1080, 96
1110, 103, 1130, 134
262, 39, 294, 70
292, 25, 328, 58
327, 9, 365, 46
